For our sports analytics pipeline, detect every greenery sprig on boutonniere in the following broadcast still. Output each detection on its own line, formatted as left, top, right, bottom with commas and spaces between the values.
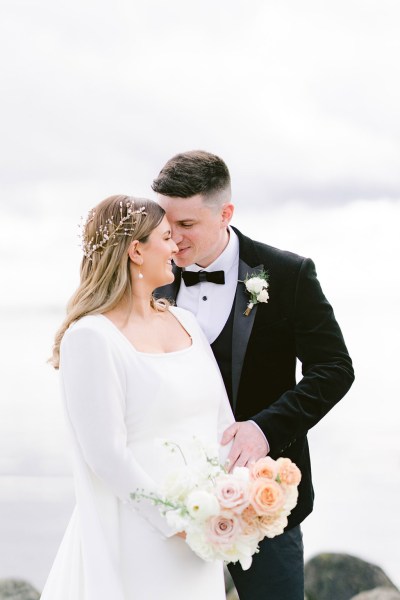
241, 270, 269, 316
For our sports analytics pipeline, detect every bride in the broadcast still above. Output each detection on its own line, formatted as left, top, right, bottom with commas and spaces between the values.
42, 195, 234, 600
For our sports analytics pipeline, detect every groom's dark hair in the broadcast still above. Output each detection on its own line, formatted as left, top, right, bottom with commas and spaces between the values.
152, 150, 231, 199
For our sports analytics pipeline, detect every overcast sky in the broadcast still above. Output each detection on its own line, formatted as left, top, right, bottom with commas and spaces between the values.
1, 0, 400, 220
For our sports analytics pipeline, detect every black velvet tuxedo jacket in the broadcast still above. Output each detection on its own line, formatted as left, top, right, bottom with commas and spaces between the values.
156, 226, 354, 529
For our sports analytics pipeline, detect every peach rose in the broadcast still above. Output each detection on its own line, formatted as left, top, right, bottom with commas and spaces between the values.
258, 513, 288, 538
276, 458, 302, 486
206, 513, 241, 545
240, 505, 261, 539
250, 478, 285, 515
241, 505, 257, 522
250, 456, 278, 480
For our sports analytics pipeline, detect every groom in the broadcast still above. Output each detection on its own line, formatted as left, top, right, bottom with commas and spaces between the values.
153, 150, 354, 600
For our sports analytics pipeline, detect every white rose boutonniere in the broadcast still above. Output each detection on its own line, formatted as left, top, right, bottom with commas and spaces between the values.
242, 270, 269, 316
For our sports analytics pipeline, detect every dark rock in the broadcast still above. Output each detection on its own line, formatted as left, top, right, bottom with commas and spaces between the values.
350, 588, 400, 600
305, 553, 398, 600
0, 579, 40, 600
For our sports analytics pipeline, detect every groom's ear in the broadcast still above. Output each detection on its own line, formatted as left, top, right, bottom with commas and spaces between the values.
127, 240, 143, 265
221, 202, 234, 226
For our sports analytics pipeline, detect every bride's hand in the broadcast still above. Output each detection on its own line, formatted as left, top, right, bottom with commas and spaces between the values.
175, 531, 186, 540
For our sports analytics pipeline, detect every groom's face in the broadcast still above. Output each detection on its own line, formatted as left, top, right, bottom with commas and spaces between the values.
157, 193, 233, 268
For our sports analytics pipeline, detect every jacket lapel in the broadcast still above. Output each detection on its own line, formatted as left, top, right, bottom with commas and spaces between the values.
231, 258, 264, 412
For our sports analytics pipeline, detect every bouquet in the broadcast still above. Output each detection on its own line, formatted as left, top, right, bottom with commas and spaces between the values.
131, 439, 301, 570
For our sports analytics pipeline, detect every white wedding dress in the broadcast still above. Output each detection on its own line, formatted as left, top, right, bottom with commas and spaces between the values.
41, 306, 234, 600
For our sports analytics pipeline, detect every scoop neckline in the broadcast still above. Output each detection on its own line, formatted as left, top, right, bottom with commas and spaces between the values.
96, 309, 194, 357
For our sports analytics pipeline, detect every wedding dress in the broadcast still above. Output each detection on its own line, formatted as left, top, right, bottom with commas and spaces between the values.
41, 306, 234, 600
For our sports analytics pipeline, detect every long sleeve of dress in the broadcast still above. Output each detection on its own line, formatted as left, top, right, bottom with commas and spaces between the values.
60, 324, 177, 538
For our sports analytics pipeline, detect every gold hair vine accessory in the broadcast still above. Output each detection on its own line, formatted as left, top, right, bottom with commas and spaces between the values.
79, 200, 147, 260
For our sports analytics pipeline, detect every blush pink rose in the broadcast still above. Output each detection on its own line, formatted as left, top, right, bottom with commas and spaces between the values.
250, 478, 285, 515
276, 458, 302, 486
206, 513, 241, 545
250, 456, 278, 480
215, 474, 249, 513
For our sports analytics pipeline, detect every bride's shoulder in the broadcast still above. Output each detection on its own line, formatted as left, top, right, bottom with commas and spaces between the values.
62, 315, 108, 345
168, 305, 195, 321
168, 305, 200, 331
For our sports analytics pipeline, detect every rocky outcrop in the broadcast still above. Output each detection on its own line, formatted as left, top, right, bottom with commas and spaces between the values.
305, 553, 398, 600
350, 588, 400, 600
0, 580, 40, 600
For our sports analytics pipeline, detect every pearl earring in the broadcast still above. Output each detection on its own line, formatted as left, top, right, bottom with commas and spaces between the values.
138, 266, 144, 279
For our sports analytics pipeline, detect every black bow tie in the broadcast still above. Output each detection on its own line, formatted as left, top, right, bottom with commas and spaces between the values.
182, 270, 225, 287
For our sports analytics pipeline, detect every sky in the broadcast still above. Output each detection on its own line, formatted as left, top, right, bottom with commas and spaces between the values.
1, 0, 400, 222
1, 0, 400, 309
0, 0, 400, 590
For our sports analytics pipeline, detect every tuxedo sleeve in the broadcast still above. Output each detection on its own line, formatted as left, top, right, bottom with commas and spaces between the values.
252, 258, 354, 455
60, 326, 178, 538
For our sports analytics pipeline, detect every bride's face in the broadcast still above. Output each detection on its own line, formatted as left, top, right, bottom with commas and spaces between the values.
138, 216, 178, 287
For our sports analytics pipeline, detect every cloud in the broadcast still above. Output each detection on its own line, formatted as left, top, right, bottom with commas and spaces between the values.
1, 0, 399, 209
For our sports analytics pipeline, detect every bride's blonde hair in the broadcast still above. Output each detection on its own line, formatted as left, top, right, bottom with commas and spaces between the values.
50, 195, 167, 369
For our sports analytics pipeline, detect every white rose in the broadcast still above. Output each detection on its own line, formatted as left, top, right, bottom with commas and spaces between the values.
238, 554, 253, 571
239, 522, 262, 548
216, 539, 254, 571
283, 486, 299, 512
186, 529, 216, 561
256, 288, 269, 303
245, 277, 266, 294
185, 490, 220, 521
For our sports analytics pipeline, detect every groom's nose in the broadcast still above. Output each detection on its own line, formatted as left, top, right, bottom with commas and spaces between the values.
171, 226, 183, 245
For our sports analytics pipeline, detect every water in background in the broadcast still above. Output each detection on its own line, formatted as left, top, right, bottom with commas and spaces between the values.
1, 203, 399, 591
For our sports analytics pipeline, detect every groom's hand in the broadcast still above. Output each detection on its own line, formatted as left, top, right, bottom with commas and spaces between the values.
221, 421, 269, 472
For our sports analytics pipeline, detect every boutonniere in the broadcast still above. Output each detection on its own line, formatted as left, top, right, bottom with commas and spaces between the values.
241, 270, 269, 316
